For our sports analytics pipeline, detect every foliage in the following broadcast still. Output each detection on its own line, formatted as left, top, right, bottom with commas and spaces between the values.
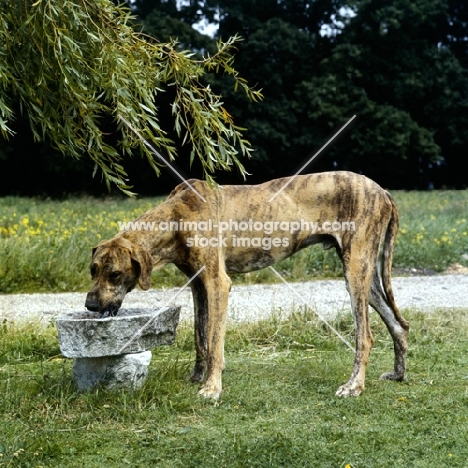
330, 0, 468, 188
0, 0, 467, 194
141, 7, 215, 52
1, 310, 468, 466
207, 0, 468, 189
0, 190, 467, 293
0, 0, 262, 194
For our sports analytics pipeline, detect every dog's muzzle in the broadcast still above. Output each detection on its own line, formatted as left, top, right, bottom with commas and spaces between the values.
85, 294, 121, 318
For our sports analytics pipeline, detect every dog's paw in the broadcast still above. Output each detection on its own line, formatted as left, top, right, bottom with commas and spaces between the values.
380, 371, 405, 382
190, 369, 205, 384
335, 381, 364, 398
198, 384, 221, 400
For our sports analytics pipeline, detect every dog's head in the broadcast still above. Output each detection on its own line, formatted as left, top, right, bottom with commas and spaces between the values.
84, 237, 153, 317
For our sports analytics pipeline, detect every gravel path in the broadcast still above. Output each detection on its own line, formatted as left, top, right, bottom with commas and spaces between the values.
0, 274, 466, 326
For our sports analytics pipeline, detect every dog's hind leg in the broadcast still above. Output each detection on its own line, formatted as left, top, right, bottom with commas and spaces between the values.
369, 268, 409, 382
369, 199, 409, 382
336, 245, 376, 397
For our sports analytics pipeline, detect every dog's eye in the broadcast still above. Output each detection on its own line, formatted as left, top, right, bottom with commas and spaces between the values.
109, 271, 121, 282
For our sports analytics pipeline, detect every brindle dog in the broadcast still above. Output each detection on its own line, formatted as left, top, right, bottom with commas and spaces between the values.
85, 171, 409, 399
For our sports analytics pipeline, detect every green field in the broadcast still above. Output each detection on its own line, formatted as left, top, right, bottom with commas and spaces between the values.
1, 309, 468, 467
0, 190, 467, 293
0, 192, 467, 466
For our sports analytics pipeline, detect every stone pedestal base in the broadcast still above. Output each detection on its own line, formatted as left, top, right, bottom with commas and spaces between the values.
72, 351, 152, 391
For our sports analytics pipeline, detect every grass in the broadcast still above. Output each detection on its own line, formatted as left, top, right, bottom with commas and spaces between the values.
0, 190, 467, 293
0, 196, 160, 293
0, 191, 466, 466
391, 191, 468, 271
1, 309, 468, 467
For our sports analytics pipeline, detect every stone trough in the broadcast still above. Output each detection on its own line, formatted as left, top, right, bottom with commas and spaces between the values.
56, 306, 180, 391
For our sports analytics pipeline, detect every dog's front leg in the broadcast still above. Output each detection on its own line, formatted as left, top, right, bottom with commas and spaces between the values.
189, 278, 208, 384
198, 271, 231, 400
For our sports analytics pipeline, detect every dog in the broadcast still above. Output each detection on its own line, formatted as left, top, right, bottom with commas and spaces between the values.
85, 171, 409, 399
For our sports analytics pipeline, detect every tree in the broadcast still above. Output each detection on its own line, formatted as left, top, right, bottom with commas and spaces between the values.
328, 0, 468, 187
130, 0, 219, 26
443, 0, 468, 67
208, 0, 468, 188
2, 0, 466, 193
0, 0, 262, 194
202, 1, 347, 182
214, 17, 321, 179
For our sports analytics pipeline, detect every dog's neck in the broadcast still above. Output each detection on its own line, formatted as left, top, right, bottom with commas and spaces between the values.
118, 201, 182, 270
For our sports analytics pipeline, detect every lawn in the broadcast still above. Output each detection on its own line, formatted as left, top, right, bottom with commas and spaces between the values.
1, 309, 468, 467
0, 190, 467, 466
0, 190, 467, 293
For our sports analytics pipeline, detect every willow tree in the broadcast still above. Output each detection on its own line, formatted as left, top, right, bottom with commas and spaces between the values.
0, 0, 262, 194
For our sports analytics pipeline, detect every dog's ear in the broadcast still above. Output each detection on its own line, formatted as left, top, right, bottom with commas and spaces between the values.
131, 246, 153, 290
91, 240, 106, 259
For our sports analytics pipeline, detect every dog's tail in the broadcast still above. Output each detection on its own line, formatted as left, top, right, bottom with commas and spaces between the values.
381, 194, 406, 323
